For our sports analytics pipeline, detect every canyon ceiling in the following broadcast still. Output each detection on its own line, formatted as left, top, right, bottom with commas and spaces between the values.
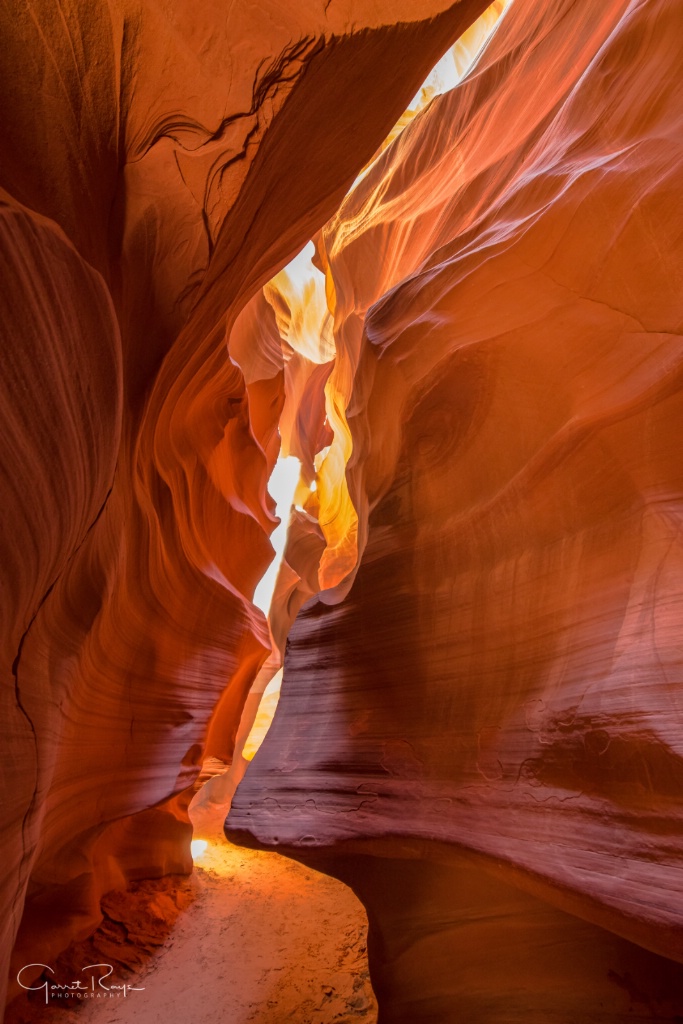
2, 0, 683, 1020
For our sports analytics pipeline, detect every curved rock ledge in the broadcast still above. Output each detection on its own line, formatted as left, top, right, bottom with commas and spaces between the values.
0, 0, 489, 1007
228, 0, 683, 1017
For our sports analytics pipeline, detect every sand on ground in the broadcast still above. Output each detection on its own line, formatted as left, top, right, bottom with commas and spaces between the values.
7, 839, 377, 1024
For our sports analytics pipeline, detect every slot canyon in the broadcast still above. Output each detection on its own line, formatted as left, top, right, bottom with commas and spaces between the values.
2, 0, 683, 1020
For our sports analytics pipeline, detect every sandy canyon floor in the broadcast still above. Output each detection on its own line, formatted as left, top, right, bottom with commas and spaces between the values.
8, 839, 377, 1024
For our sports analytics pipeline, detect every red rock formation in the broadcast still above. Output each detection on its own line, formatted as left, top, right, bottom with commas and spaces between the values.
228, 0, 683, 1017
0, 0, 492, 1009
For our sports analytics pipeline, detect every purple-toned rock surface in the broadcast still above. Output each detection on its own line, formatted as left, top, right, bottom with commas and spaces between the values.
228, 0, 683, 1017
0, 0, 487, 1008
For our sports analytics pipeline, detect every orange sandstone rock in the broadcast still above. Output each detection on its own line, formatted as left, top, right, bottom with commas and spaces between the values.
228, 0, 683, 1018
0, 0, 490, 1008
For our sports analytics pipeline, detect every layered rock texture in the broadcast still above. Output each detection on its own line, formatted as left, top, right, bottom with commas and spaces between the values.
0, 0, 493, 1009
228, 0, 683, 1019
3, 0, 683, 1018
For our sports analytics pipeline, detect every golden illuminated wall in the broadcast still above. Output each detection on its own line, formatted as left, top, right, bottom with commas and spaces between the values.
0, 0, 494, 1007
228, 0, 683, 1021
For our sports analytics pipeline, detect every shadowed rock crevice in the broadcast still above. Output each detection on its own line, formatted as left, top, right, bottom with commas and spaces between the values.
2, 0, 683, 1020
0, 0, 493, 1012
227, 0, 683, 1018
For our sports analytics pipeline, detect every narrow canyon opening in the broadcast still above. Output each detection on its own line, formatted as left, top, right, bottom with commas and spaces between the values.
189, 0, 515, 848
3, 0, 683, 1022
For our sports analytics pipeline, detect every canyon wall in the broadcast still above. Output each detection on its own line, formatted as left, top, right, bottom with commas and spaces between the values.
228, 0, 683, 1018
0, 0, 491, 1007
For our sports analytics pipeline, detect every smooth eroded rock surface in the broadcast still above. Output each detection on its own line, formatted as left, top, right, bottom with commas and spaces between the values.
0, 0, 490, 1007
228, 0, 683, 1018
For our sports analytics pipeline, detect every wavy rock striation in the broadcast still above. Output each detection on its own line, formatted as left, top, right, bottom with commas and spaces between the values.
228, 0, 683, 1018
0, 0, 491, 1008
